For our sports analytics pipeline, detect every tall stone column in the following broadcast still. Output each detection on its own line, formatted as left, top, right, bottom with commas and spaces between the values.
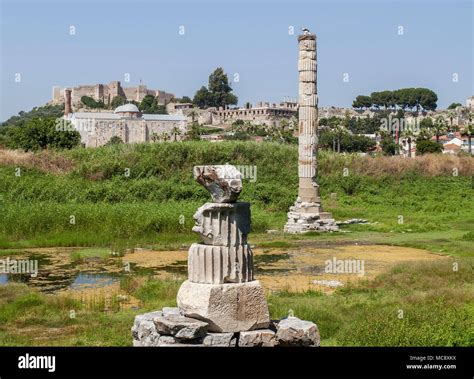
284, 33, 338, 233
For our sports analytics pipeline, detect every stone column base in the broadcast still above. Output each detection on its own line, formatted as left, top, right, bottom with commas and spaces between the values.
284, 201, 339, 233
177, 280, 270, 332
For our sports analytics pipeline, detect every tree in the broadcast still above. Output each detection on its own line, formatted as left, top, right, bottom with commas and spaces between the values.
414, 88, 437, 112
318, 130, 375, 153
179, 96, 192, 103
381, 137, 398, 156
193, 68, 238, 109
81, 96, 105, 109
352, 95, 372, 109
446, 109, 457, 129
433, 116, 448, 143
208, 67, 237, 107
111, 96, 127, 108
378, 91, 394, 109
139, 95, 155, 113
1, 104, 64, 128
332, 125, 347, 153
416, 140, 443, 155
185, 122, 201, 141
7, 117, 80, 151
193, 86, 212, 108
137, 95, 167, 114
370, 92, 383, 110
105, 136, 123, 145
393, 89, 408, 110
420, 117, 434, 130
353, 88, 438, 113
448, 102, 462, 109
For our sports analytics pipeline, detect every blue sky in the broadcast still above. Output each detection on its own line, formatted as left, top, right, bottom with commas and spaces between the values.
0, 0, 472, 121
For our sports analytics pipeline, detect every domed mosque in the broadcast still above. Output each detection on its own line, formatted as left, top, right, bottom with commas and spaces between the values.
114, 103, 142, 118
64, 90, 187, 147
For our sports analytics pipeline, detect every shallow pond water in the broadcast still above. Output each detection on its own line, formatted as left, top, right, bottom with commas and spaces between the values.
70, 273, 120, 290
0, 244, 448, 293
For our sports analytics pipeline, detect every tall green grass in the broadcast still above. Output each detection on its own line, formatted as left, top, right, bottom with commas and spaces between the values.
0, 142, 472, 250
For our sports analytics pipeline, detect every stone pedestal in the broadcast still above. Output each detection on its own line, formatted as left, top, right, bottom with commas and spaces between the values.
284, 33, 338, 233
177, 280, 270, 332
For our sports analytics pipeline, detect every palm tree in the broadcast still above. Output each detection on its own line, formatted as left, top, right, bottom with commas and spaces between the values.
332, 125, 346, 153
433, 116, 448, 144
447, 109, 457, 130
461, 112, 474, 155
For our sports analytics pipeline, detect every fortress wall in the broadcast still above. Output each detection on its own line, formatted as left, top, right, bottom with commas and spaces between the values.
72, 85, 100, 104
156, 91, 175, 105
137, 85, 148, 102
127, 121, 148, 143
123, 87, 139, 101
211, 108, 296, 127
52, 87, 64, 103
106, 81, 125, 99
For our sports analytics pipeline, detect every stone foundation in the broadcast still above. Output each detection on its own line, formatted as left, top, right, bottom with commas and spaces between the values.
284, 200, 338, 233
132, 308, 320, 347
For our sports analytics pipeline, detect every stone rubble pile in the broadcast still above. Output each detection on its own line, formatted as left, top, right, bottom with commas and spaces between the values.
132, 308, 319, 347
336, 218, 369, 226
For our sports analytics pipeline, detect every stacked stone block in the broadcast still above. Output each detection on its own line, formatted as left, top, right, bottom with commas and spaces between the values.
177, 165, 270, 332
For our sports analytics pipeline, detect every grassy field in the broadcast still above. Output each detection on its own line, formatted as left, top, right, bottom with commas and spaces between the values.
0, 258, 472, 346
0, 142, 473, 346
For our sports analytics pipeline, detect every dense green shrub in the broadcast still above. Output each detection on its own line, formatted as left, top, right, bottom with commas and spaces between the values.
5, 118, 81, 151
416, 140, 443, 155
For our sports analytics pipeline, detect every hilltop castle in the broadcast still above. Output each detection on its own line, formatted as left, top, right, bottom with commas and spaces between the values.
52, 81, 175, 107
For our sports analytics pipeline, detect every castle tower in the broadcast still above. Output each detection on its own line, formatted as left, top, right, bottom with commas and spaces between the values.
284, 33, 338, 233
64, 88, 72, 116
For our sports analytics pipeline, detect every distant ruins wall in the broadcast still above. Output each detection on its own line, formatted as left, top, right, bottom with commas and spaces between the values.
211, 102, 297, 127
167, 101, 298, 127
